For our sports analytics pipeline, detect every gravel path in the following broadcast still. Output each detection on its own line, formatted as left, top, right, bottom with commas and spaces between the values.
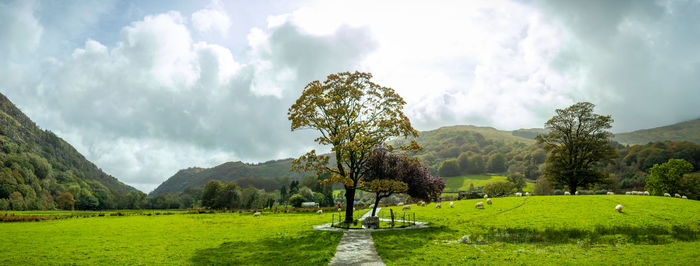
328, 208, 386, 266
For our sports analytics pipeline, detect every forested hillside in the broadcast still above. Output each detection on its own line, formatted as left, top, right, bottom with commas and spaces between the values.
614, 118, 700, 145
0, 93, 136, 210
149, 159, 305, 196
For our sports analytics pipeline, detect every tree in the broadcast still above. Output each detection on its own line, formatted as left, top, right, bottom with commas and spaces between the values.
288, 71, 420, 223
507, 173, 526, 191
288, 194, 304, 208
55, 192, 76, 210
487, 153, 507, 173
533, 176, 553, 195
123, 191, 146, 209
217, 182, 241, 209
645, 158, 693, 196
468, 154, 486, 174
202, 180, 223, 209
457, 152, 470, 174
536, 102, 617, 194
438, 159, 460, 177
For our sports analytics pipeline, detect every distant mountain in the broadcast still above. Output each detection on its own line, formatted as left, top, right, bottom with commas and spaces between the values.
149, 159, 305, 196
0, 92, 136, 210
614, 118, 700, 145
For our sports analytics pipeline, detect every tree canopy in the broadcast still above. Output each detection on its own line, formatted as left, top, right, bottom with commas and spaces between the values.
645, 158, 693, 196
536, 102, 617, 194
288, 71, 420, 223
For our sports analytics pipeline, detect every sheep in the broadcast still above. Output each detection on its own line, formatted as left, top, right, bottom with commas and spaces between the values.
525, 192, 530, 196
397, 202, 404, 206
675, 193, 681, 198
475, 202, 484, 209
402, 205, 411, 210
615, 204, 623, 213
486, 198, 492, 205
575, 191, 579, 195
664, 193, 671, 197
682, 196, 688, 199
338, 208, 342, 212
419, 201, 426, 207
564, 191, 571, 195
607, 192, 615, 195
625, 191, 631, 195
450, 202, 454, 208
317, 210, 323, 214
353, 207, 356, 211
644, 191, 650, 196
483, 194, 488, 199
253, 212, 261, 217
435, 202, 442, 209
515, 192, 522, 197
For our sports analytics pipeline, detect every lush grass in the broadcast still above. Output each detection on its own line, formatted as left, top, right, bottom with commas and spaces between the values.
0, 211, 343, 265
442, 174, 535, 192
373, 195, 700, 265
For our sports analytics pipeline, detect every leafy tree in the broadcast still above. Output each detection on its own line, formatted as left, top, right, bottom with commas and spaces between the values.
9, 191, 26, 210
507, 172, 526, 191
536, 102, 617, 194
457, 152, 470, 174
280, 185, 288, 203
217, 182, 242, 209
76, 193, 99, 210
679, 173, 700, 200
55, 192, 75, 210
438, 159, 460, 177
288, 194, 304, 208
288, 71, 420, 223
467, 154, 486, 174
240, 185, 260, 209
202, 180, 223, 208
533, 176, 553, 195
482, 181, 515, 197
645, 158, 693, 196
289, 180, 300, 196
487, 153, 507, 173
468, 183, 475, 193
122, 191, 146, 209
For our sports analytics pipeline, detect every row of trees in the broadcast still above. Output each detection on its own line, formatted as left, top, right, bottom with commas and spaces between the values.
437, 152, 507, 177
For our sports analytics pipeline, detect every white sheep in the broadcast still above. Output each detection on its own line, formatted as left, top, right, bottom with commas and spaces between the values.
338, 208, 342, 212
317, 210, 323, 214
515, 192, 522, 197
420, 201, 426, 207
564, 191, 571, 195
253, 212, 261, 217
682, 196, 688, 199
607, 192, 615, 195
615, 204, 623, 213
435, 202, 442, 209
486, 198, 492, 205
475, 202, 484, 208
625, 192, 631, 195
675, 193, 681, 198
575, 191, 579, 195
644, 191, 650, 196
397, 202, 404, 206
450, 202, 454, 208
402, 205, 411, 210
525, 192, 530, 196
664, 193, 671, 197
483, 194, 488, 199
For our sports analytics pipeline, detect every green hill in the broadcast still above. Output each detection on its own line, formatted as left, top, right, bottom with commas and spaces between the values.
0, 93, 136, 210
149, 159, 305, 196
614, 118, 700, 145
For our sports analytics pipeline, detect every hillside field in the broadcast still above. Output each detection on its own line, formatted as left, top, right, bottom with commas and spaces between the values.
442, 174, 535, 192
1, 196, 698, 264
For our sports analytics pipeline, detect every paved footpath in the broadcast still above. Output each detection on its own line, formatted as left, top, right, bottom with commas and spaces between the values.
328, 208, 386, 266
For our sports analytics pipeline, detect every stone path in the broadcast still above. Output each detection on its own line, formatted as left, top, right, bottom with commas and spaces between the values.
328, 208, 385, 266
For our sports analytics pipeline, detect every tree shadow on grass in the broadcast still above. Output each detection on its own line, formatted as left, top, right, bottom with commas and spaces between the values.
372, 226, 457, 260
190, 230, 343, 265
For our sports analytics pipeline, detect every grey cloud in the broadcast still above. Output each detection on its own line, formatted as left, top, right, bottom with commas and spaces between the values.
533, 0, 700, 132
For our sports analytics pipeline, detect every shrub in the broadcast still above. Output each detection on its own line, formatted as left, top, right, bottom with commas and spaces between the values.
482, 181, 515, 197
534, 177, 553, 195
288, 194, 305, 208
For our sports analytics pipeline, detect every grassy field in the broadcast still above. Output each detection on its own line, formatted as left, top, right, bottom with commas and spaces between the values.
442, 174, 535, 192
373, 195, 700, 265
0, 210, 345, 265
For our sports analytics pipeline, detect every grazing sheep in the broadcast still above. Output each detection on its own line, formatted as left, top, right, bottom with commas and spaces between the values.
475, 202, 484, 209
615, 204, 623, 213
419, 201, 426, 207
435, 202, 442, 209
682, 196, 688, 199
515, 192, 522, 197
644, 191, 650, 196
664, 193, 671, 197
253, 212, 261, 217
564, 191, 571, 195
483, 194, 488, 199
317, 210, 323, 214
353, 207, 356, 211
525, 192, 529, 196
450, 202, 454, 208
486, 198, 492, 205
402, 205, 411, 210
607, 192, 615, 195
397, 202, 404, 206
338, 208, 342, 212
675, 193, 681, 198
575, 191, 579, 195
625, 191, 631, 195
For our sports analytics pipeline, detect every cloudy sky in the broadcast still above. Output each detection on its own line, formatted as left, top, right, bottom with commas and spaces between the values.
1, 0, 699, 192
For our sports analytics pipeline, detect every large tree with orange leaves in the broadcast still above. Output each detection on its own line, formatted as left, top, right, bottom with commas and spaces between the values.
288, 71, 420, 223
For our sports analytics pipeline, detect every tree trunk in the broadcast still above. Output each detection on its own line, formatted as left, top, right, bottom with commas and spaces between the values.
371, 195, 381, 217
569, 183, 577, 195
344, 188, 356, 223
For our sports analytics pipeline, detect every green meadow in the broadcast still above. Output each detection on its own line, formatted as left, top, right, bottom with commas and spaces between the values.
374, 195, 700, 265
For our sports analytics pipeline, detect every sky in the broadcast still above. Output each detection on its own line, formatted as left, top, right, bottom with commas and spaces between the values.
1, 0, 699, 193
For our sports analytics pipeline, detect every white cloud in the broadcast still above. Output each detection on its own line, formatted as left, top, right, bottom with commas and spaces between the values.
191, 0, 231, 36
0, 0, 43, 57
